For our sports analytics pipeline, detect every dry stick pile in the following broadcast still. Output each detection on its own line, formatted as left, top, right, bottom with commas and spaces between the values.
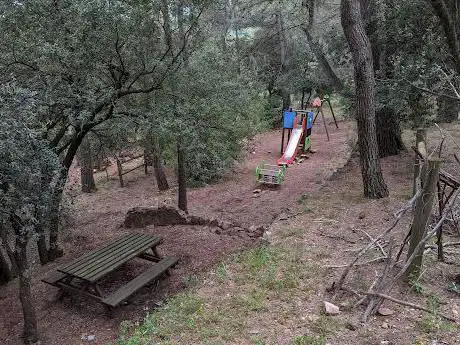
328, 128, 460, 324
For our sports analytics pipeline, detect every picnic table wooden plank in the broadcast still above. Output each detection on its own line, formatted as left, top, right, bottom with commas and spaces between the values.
102, 256, 178, 308
41, 271, 68, 287
66, 235, 154, 277
79, 237, 161, 282
60, 233, 139, 271
58, 234, 162, 283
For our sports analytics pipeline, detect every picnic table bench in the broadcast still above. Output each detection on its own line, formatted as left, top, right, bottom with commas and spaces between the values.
42, 233, 177, 310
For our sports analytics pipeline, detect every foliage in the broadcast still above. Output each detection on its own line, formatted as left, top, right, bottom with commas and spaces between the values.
0, 115, 61, 233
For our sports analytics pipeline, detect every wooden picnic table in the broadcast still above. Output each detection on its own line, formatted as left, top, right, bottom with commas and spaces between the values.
43, 233, 178, 310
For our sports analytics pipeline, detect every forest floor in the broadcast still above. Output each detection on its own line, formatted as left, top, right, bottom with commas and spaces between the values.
114, 123, 460, 345
3, 118, 460, 345
0, 112, 353, 345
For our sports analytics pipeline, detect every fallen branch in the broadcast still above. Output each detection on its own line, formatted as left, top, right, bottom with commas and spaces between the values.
332, 192, 419, 292
363, 292, 457, 323
358, 229, 387, 257
325, 256, 387, 268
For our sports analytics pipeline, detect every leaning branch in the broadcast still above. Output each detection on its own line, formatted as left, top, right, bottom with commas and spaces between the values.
363, 292, 457, 323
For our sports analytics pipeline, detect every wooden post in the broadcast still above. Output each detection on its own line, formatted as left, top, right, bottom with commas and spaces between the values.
413, 128, 427, 195
116, 157, 124, 187
327, 99, 339, 129
319, 107, 330, 141
406, 157, 441, 279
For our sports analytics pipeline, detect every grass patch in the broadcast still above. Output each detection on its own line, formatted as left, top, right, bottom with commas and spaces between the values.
309, 314, 343, 338
292, 335, 327, 345
115, 244, 323, 345
280, 227, 305, 239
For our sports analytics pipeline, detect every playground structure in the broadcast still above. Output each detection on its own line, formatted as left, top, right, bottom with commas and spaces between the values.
278, 110, 314, 166
256, 95, 339, 185
255, 162, 286, 185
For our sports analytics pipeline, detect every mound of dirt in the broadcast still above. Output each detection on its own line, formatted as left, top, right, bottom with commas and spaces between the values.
124, 205, 267, 239
124, 205, 190, 228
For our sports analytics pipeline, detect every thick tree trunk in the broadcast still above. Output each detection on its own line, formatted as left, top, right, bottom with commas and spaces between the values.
366, 0, 405, 157
79, 138, 96, 193
15, 238, 38, 345
376, 107, 405, 157
177, 140, 188, 213
341, 0, 389, 198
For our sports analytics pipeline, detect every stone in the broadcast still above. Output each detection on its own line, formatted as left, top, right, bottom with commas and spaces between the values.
219, 221, 233, 230
188, 215, 208, 226
209, 218, 219, 227
124, 205, 189, 228
381, 322, 389, 329
358, 212, 365, 219
324, 301, 340, 315
378, 307, 395, 316
298, 158, 304, 164
345, 321, 357, 331
278, 213, 289, 221
253, 188, 262, 194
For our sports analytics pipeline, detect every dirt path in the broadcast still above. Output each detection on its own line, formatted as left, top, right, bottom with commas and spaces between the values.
0, 121, 353, 345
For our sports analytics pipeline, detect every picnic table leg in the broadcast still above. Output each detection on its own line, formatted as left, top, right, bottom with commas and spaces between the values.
152, 246, 162, 260
58, 276, 74, 300
93, 284, 104, 298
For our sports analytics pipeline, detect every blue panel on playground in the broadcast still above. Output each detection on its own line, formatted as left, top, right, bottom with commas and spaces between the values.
306, 112, 314, 129
283, 111, 296, 129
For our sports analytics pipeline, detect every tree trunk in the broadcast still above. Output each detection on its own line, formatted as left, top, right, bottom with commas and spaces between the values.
47, 178, 65, 261
0, 223, 18, 277
406, 158, 441, 278
36, 222, 49, 265
0, 246, 13, 284
376, 107, 405, 157
302, 28, 344, 90
366, 0, 405, 157
177, 140, 188, 213
341, 0, 389, 198
430, 0, 460, 75
15, 238, 39, 345
153, 151, 169, 191
79, 138, 96, 193
302, 0, 344, 91
10, 215, 38, 345
282, 91, 290, 110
